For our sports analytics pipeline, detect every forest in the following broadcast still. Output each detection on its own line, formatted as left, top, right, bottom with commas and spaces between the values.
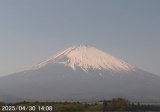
0, 98, 160, 112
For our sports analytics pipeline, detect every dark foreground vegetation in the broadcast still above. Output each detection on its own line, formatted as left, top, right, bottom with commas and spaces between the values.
0, 98, 160, 112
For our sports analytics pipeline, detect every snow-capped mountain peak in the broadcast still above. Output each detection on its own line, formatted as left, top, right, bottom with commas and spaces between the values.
29, 45, 134, 72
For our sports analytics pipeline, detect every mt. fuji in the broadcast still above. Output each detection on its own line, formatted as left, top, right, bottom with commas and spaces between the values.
0, 45, 160, 102
30, 45, 134, 72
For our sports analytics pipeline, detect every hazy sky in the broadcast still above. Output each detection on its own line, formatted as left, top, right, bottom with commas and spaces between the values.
0, 0, 160, 76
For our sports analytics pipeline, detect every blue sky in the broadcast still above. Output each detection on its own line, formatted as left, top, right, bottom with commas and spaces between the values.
0, 0, 160, 76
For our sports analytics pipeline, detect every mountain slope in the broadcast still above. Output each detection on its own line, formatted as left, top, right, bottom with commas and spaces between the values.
29, 45, 134, 72
0, 45, 160, 102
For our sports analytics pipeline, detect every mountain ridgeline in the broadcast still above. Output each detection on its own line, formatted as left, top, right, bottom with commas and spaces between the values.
0, 45, 160, 102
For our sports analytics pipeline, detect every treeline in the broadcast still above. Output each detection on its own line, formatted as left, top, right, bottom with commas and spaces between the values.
103, 98, 160, 111
0, 98, 160, 111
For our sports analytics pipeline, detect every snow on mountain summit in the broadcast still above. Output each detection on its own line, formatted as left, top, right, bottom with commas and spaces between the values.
29, 45, 134, 72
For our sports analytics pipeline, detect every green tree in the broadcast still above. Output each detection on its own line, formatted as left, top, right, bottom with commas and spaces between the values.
106, 98, 131, 111
137, 102, 140, 110
103, 100, 107, 112
87, 104, 103, 111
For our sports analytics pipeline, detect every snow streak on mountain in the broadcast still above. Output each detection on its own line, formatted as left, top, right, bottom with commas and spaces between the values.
29, 45, 134, 72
